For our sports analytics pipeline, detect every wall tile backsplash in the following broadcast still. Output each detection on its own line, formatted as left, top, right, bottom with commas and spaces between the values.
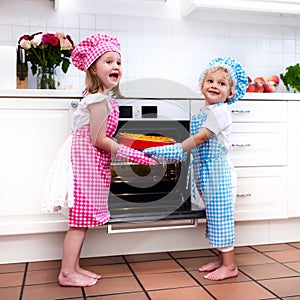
2, 1, 300, 93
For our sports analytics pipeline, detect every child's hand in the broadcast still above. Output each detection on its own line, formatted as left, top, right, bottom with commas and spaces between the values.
116, 144, 158, 165
143, 143, 187, 163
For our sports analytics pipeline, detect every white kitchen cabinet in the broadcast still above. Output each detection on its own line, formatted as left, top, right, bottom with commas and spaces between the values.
181, 0, 300, 18
287, 101, 300, 217
0, 97, 76, 235
235, 167, 287, 220
190, 99, 288, 221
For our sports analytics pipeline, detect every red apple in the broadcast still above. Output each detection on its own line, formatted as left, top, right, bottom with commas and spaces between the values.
253, 77, 266, 83
253, 77, 265, 92
246, 83, 255, 92
263, 83, 276, 93
267, 75, 280, 86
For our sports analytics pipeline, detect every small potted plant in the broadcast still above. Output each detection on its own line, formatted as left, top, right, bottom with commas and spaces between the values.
280, 63, 300, 93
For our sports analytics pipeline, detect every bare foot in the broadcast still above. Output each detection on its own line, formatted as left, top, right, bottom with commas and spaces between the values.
198, 259, 222, 272
76, 267, 101, 279
204, 265, 238, 281
58, 271, 98, 287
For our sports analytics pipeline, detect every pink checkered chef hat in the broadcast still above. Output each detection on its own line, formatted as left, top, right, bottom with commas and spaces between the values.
71, 33, 121, 72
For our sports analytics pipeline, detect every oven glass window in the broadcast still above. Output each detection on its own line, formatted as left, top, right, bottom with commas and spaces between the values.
119, 106, 133, 118
141, 106, 157, 118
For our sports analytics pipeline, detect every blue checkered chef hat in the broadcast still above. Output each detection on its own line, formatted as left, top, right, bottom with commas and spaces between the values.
199, 57, 248, 105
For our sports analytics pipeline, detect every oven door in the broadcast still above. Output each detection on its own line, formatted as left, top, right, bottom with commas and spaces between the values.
109, 120, 205, 223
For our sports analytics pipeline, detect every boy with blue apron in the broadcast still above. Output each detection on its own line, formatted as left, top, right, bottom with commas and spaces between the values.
144, 57, 248, 281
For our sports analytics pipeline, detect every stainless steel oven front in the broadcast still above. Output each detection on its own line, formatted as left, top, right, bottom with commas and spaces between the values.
109, 98, 205, 223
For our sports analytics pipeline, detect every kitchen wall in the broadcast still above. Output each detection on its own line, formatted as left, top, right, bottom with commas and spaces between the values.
1, 0, 300, 93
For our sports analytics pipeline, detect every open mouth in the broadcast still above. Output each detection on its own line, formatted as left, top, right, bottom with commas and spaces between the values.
109, 72, 119, 80
208, 89, 219, 95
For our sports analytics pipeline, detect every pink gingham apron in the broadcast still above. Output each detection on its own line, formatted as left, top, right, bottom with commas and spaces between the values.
68, 97, 119, 228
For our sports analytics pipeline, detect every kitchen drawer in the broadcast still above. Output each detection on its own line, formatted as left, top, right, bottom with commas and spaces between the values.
230, 101, 287, 123
229, 123, 287, 167
235, 166, 287, 221
191, 100, 287, 123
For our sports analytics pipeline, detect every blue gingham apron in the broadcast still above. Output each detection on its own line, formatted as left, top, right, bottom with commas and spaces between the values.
191, 112, 235, 248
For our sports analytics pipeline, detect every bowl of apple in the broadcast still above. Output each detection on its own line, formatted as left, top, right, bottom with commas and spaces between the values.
246, 75, 280, 93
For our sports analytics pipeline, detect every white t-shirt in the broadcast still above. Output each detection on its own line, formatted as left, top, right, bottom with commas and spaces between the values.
200, 103, 233, 152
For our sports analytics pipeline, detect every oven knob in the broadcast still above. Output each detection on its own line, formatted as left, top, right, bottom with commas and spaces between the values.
134, 110, 140, 118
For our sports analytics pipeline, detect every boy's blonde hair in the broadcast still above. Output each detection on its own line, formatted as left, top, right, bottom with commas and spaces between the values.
200, 66, 237, 103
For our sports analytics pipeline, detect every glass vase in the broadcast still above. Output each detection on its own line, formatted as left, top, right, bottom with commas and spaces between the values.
37, 66, 57, 89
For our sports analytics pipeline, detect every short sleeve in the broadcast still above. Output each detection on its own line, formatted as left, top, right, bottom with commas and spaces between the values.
81, 93, 106, 108
72, 93, 112, 131
202, 104, 231, 135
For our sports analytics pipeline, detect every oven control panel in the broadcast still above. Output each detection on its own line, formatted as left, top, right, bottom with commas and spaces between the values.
117, 99, 190, 121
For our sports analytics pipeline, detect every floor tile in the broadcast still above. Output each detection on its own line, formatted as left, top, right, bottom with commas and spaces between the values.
0, 272, 24, 288
84, 263, 133, 278
90, 292, 148, 299
189, 269, 251, 285
176, 257, 215, 271
234, 246, 257, 254
125, 252, 171, 262
137, 271, 198, 290
252, 243, 295, 252
259, 277, 300, 298
81, 256, 125, 266
129, 259, 183, 274
289, 242, 300, 249
235, 252, 276, 266
25, 268, 59, 285
264, 249, 300, 263
170, 249, 215, 258
205, 281, 275, 300
84, 276, 142, 297
27, 260, 60, 271
22, 283, 83, 300
285, 261, 300, 273
0, 286, 21, 299
0, 263, 26, 273
239, 262, 299, 280
148, 286, 214, 300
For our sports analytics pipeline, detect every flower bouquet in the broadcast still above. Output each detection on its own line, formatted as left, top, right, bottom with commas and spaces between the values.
18, 32, 74, 89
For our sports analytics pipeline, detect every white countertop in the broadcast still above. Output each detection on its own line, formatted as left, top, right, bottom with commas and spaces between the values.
0, 89, 300, 101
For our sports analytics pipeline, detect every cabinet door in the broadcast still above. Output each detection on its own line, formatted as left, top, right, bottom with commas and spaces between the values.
230, 123, 287, 167
235, 167, 287, 221
0, 98, 73, 216
230, 101, 287, 123
287, 102, 300, 217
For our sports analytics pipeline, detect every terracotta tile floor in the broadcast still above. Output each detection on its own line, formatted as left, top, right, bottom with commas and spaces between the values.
1, 242, 300, 300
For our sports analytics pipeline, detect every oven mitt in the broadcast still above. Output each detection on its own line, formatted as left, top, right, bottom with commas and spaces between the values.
115, 144, 158, 165
143, 143, 187, 163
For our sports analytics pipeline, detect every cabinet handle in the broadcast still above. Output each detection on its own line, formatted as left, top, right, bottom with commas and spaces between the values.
107, 219, 198, 234
71, 101, 78, 108
237, 193, 252, 197
231, 143, 251, 147
231, 109, 250, 113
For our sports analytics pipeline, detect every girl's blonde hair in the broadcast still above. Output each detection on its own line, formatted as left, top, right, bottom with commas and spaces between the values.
84, 64, 124, 98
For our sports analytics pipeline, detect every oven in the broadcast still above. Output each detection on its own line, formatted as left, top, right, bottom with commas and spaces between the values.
108, 98, 205, 224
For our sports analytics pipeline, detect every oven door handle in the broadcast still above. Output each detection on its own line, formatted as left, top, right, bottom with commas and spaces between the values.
107, 219, 198, 234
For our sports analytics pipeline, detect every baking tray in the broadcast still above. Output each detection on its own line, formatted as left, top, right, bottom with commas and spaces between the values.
118, 133, 175, 150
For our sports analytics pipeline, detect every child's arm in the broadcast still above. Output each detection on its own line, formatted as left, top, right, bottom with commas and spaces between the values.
182, 127, 213, 152
88, 101, 157, 165
143, 127, 213, 163
88, 101, 118, 153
